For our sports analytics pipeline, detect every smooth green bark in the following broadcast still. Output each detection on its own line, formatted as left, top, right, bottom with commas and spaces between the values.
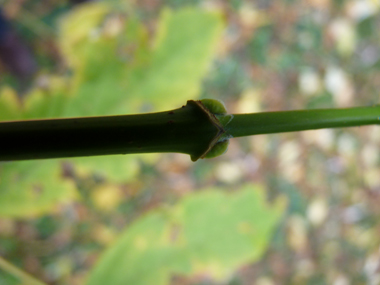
0, 100, 379, 161
226, 105, 380, 137
0, 100, 223, 162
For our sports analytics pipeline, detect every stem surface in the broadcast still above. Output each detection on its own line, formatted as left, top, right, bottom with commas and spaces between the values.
1, 102, 379, 161
0, 101, 222, 161
226, 105, 380, 137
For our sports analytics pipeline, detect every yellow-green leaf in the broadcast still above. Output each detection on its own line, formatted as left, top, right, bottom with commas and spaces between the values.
0, 161, 77, 218
86, 184, 286, 285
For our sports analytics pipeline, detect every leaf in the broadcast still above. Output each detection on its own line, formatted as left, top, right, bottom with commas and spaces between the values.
22, 76, 70, 119
70, 155, 140, 183
58, 2, 110, 70
86, 184, 286, 285
0, 76, 70, 121
0, 87, 22, 121
127, 8, 224, 110
63, 7, 223, 116
0, 161, 76, 218
60, 6, 149, 117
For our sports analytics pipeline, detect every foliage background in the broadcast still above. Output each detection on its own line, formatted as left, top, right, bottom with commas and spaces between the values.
1, 0, 380, 284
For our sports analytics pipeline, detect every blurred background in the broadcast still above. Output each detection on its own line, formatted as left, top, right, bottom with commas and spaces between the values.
1, 0, 380, 284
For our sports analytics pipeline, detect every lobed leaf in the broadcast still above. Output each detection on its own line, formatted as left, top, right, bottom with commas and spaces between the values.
86, 184, 286, 285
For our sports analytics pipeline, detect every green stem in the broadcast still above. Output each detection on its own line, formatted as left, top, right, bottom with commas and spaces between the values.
0, 100, 379, 162
226, 105, 380, 137
0, 100, 222, 162
0, 255, 47, 285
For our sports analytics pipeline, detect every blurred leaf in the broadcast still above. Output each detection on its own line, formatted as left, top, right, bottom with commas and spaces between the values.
58, 2, 110, 70
22, 77, 69, 119
0, 76, 69, 121
129, 8, 224, 110
0, 161, 76, 218
71, 155, 140, 183
86, 184, 286, 285
0, 87, 21, 121
63, 7, 223, 116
